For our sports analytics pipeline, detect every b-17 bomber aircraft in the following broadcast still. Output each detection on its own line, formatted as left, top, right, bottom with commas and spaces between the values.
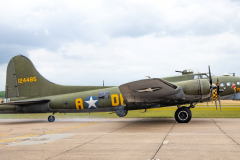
1, 55, 240, 123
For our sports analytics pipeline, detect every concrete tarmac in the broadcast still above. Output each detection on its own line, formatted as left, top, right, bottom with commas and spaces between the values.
0, 118, 240, 160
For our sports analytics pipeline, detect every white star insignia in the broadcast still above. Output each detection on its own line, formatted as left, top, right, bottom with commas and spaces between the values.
135, 87, 161, 93
85, 96, 98, 109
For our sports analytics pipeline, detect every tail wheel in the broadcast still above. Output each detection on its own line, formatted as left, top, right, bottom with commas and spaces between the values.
116, 108, 128, 117
175, 107, 192, 123
48, 115, 55, 122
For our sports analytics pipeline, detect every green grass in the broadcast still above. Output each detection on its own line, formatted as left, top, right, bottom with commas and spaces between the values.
0, 106, 240, 119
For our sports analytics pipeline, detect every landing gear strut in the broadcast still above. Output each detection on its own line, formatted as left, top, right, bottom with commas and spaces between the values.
48, 115, 55, 122
175, 107, 192, 123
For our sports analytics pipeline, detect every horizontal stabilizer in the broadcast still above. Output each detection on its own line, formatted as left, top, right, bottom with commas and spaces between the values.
119, 78, 180, 103
0, 99, 50, 106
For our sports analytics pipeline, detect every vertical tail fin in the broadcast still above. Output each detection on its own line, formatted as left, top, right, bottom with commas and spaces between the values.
6, 55, 110, 100
6, 55, 55, 99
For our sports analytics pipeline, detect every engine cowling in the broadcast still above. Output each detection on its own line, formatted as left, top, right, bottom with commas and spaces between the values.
176, 79, 210, 96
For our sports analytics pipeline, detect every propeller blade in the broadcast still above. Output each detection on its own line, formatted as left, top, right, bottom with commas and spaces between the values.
208, 65, 221, 111
208, 65, 214, 102
218, 96, 221, 112
216, 78, 222, 112
207, 67, 222, 112
208, 65, 212, 87
207, 101, 209, 107
215, 100, 217, 110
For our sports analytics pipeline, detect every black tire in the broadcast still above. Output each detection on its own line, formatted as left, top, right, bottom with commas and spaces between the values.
175, 107, 192, 123
116, 108, 128, 117
48, 115, 55, 122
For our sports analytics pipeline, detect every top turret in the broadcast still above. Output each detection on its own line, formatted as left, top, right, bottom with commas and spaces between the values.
175, 69, 194, 75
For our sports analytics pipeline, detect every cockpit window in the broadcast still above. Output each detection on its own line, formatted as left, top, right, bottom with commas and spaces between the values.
226, 82, 232, 86
98, 91, 110, 99
193, 75, 199, 79
200, 75, 208, 79
193, 74, 208, 79
220, 83, 225, 87
206, 73, 215, 77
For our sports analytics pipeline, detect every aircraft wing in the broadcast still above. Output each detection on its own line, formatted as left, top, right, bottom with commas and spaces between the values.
0, 99, 50, 106
119, 78, 180, 103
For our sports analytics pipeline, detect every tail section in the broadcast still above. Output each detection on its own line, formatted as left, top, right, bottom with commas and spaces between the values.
6, 55, 55, 99
6, 55, 110, 100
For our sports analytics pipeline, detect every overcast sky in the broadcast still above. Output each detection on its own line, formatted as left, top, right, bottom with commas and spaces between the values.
0, 0, 240, 91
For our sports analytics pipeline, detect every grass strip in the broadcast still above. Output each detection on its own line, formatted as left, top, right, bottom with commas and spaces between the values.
0, 106, 240, 119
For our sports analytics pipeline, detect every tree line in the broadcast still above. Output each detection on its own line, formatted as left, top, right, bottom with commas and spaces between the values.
0, 91, 5, 98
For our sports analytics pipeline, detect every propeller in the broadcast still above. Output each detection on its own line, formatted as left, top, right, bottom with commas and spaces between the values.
216, 78, 222, 111
208, 65, 222, 111
208, 65, 216, 98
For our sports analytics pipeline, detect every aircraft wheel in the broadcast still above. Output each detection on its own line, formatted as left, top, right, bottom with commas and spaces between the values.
175, 107, 192, 123
48, 115, 55, 122
116, 108, 128, 117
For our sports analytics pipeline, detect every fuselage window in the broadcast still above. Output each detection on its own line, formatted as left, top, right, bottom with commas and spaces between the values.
220, 83, 225, 87
237, 82, 240, 85
98, 91, 110, 99
193, 75, 199, 79
226, 82, 232, 86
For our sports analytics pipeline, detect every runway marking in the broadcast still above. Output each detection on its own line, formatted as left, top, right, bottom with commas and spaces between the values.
0, 121, 100, 146
46, 119, 140, 160
168, 133, 240, 135
7, 134, 74, 146
0, 134, 11, 136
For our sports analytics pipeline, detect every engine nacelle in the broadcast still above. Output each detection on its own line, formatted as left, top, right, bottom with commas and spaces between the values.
176, 79, 210, 96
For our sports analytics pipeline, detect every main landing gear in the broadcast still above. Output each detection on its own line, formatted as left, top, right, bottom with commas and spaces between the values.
175, 106, 192, 123
116, 107, 128, 117
48, 114, 55, 122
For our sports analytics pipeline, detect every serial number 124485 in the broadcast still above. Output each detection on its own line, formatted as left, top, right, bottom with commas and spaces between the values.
18, 77, 37, 83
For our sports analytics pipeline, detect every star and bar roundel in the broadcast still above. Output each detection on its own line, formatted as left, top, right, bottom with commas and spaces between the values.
84, 96, 99, 109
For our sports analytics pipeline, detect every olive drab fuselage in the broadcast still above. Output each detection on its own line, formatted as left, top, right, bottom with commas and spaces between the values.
1, 56, 240, 115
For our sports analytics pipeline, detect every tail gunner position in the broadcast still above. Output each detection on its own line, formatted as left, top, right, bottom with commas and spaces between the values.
1, 55, 240, 123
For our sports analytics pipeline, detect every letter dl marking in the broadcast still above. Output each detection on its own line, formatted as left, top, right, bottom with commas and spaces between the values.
111, 94, 124, 106
18, 77, 37, 83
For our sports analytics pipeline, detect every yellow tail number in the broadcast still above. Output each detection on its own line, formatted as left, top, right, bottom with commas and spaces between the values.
111, 94, 124, 106
75, 98, 84, 110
